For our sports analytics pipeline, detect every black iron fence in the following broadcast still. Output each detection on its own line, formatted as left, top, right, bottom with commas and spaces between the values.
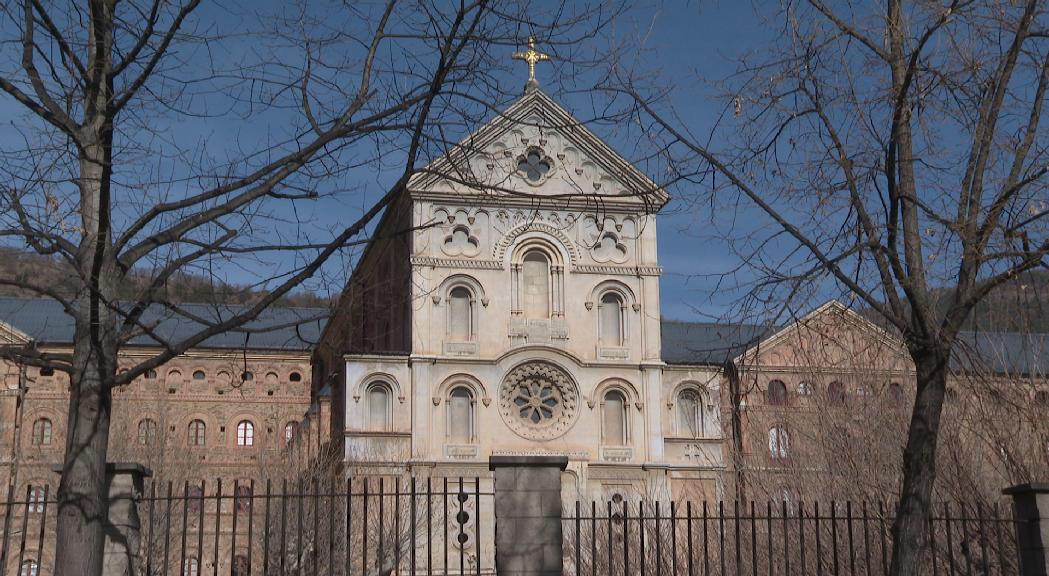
0, 477, 494, 576
562, 499, 1022, 576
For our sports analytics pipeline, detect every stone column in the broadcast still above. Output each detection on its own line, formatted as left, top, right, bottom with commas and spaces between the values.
103, 463, 153, 576
1005, 483, 1049, 576
489, 455, 567, 576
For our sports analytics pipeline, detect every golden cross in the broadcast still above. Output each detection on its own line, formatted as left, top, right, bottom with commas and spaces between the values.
512, 36, 550, 83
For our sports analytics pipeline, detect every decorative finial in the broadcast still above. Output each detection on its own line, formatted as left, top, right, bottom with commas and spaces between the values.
512, 36, 550, 92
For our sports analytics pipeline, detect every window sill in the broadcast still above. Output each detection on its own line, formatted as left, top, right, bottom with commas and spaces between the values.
444, 444, 479, 459
597, 346, 629, 359
443, 341, 478, 356
600, 446, 633, 462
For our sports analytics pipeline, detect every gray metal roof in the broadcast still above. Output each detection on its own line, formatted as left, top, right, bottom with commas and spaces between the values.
660, 319, 770, 365
0, 297, 325, 351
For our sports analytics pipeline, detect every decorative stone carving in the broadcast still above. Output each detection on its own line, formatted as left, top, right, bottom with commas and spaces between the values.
498, 361, 579, 441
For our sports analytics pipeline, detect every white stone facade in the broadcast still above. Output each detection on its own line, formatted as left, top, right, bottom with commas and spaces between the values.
337, 89, 724, 503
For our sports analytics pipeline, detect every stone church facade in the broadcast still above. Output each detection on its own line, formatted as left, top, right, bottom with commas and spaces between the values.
316, 87, 725, 505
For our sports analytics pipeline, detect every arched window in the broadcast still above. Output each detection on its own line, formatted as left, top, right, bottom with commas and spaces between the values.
188, 420, 206, 446
767, 380, 788, 405
187, 486, 204, 513
28, 485, 46, 513
522, 251, 550, 319
235, 485, 253, 513
768, 426, 790, 460
182, 557, 199, 576
888, 383, 903, 403
236, 421, 254, 447
448, 286, 474, 341
447, 386, 475, 442
138, 419, 158, 446
233, 555, 250, 576
289, 371, 302, 382
284, 421, 298, 445
797, 382, 814, 396
39, 367, 54, 377
19, 560, 38, 576
240, 371, 254, 382
598, 292, 624, 346
677, 389, 704, 437
827, 381, 847, 406
192, 370, 206, 380
366, 383, 391, 430
602, 390, 628, 446
145, 369, 158, 379
31, 418, 52, 446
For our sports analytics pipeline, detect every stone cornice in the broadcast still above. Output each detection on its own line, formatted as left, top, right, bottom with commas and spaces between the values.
575, 264, 662, 276
410, 256, 503, 270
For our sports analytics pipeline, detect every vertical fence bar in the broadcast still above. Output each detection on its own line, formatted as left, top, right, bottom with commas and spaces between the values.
0, 482, 15, 574
672, 501, 678, 576
945, 501, 956, 576
411, 477, 417, 576
976, 503, 990, 576
703, 502, 709, 576
32, 482, 46, 570
992, 502, 1007, 575
655, 500, 661, 576
362, 478, 369, 576
591, 501, 596, 576
345, 478, 352, 576
961, 502, 973, 576
146, 482, 156, 576
329, 478, 335, 576
213, 479, 222, 576
180, 481, 190, 576
862, 502, 871, 576
196, 480, 205, 576
750, 501, 757, 576
847, 501, 856, 576
799, 502, 807, 576
280, 479, 288, 576
719, 501, 726, 576
609, 501, 615, 576
231, 480, 239, 574
248, 480, 255, 576
733, 500, 741, 576
832, 502, 840, 576
442, 477, 447, 576
15, 485, 30, 576
263, 479, 272, 576
688, 502, 694, 576
312, 478, 320, 575
296, 480, 304, 576
575, 501, 581, 576
426, 477, 432, 576
930, 507, 941, 575
475, 477, 481, 576
633, 501, 641, 576
877, 502, 888, 576
815, 501, 823, 576
766, 502, 772, 576
623, 501, 630, 576
395, 478, 401, 574
458, 477, 465, 576
163, 481, 173, 576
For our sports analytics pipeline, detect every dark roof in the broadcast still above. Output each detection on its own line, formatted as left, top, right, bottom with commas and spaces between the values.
660, 320, 770, 365
0, 297, 325, 351
953, 331, 1049, 376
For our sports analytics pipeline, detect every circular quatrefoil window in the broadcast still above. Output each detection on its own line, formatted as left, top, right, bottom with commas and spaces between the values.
516, 147, 554, 185
499, 361, 579, 440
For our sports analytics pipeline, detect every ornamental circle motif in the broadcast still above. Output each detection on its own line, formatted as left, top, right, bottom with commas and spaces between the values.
499, 361, 579, 440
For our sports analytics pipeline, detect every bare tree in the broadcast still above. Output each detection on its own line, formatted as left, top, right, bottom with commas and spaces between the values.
610, 1, 1049, 574
0, 1, 614, 573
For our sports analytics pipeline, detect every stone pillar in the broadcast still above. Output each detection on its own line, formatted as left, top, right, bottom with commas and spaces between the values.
103, 463, 153, 576
489, 455, 567, 576
1005, 483, 1049, 576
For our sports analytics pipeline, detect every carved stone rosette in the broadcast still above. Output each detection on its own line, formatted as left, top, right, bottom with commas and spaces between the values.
499, 361, 579, 441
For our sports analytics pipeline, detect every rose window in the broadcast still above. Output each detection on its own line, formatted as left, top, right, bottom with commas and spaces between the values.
499, 361, 578, 440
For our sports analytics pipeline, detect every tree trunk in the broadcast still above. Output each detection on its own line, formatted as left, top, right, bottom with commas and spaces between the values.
889, 346, 951, 576
55, 2, 117, 569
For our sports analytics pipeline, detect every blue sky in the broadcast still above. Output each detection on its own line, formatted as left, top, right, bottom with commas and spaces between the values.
0, 1, 787, 322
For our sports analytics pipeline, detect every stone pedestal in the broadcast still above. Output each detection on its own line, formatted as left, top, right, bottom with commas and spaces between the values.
1005, 483, 1049, 576
103, 463, 153, 576
489, 456, 567, 576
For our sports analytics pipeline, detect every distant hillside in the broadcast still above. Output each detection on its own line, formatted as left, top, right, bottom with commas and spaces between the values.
947, 269, 1049, 333
0, 247, 333, 308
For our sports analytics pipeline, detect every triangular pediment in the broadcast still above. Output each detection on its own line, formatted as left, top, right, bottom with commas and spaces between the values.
0, 319, 31, 345
409, 88, 668, 210
736, 300, 912, 372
